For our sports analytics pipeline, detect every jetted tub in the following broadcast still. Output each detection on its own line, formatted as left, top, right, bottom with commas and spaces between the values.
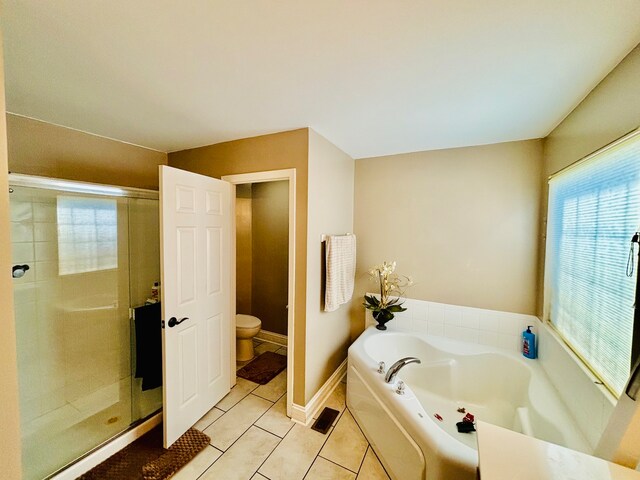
347, 326, 591, 480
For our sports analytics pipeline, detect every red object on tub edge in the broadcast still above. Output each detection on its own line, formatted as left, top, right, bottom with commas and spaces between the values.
462, 413, 475, 423
434, 413, 443, 422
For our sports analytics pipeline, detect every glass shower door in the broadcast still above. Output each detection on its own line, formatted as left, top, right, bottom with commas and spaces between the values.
11, 185, 133, 479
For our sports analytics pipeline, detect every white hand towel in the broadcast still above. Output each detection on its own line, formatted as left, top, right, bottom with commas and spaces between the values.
324, 234, 356, 312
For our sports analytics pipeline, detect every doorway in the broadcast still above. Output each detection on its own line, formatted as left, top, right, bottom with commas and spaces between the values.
222, 169, 296, 418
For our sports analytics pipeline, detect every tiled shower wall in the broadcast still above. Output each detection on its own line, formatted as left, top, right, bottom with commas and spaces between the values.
366, 295, 539, 353
10, 189, 132, 429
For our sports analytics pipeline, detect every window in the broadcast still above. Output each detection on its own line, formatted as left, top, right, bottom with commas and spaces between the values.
545, 131, 640, 396
57, 195, 118, 275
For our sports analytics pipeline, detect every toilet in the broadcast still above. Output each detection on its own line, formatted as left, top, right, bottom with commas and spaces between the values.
236, 314, 262, 361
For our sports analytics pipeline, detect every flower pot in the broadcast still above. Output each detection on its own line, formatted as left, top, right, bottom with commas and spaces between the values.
373, 311, 394, 331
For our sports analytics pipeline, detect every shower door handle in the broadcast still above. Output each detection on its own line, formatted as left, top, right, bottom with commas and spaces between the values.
168, 317, 189, 328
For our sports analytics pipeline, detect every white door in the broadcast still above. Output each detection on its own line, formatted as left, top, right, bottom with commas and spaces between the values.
160, 165, 231, 447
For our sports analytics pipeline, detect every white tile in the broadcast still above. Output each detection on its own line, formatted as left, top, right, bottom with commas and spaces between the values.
477, 330, 500, 348
34, 222, 57, 242
35, 242, 57, 261
412, 316, 428, 333
498, 333, 520, 352
13, 284, 36, 305
10, 201, 32, 222
204, 394, 272, 451
254, 394, 294, 438
458, 327, 479, 344
427, 323, 445, 337
259, 423, 330, 480
410, 301, 428, 322
460, 308, 480, 329
33, 203, 57, 223
172, 445, 223, 480
35, 261, 57, 282
11, 242, 34, 263
320, 409, 368, 472
356, 448, 390, 480
11, 223, 34, 243
253, 369, 288, 402
499, 312, 524, 335
201, 426, 280, 480
443, 305, 462, 326
216, 377, 259, 411
444, 324, 461, 340
479, 310, 501, 333
305, 456, 356, 480
428, 303, 445, 325
392, 315, 412, 332
194, 407, 225, 431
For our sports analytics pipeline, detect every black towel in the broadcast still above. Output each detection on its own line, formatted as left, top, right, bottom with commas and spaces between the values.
134, 302, 163, 391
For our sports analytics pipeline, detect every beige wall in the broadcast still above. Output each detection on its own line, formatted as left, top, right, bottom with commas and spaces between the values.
168, 128, 309, 404
544, 45, 640, 178
7, 114, 167, 189
252, 181, 289, 336
305, 129, 354, 403
354, 139, 543, 335
538, 44, 640, 315
0, 28, 23, 479
235, 184, 252, 314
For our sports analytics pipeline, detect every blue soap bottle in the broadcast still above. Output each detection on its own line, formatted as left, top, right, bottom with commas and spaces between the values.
522, 326, 536, 359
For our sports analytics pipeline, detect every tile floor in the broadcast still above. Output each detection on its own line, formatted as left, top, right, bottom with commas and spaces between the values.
172, 339, 391, 480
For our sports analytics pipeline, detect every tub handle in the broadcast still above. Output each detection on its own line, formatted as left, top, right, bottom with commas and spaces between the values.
377, 361, 386, 374
395, 381, 406, 395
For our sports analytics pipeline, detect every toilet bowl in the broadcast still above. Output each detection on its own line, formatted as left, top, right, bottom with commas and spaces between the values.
236, 314, 262, 361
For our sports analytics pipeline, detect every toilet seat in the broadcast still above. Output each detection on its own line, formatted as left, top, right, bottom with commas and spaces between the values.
236, 314, 261, 330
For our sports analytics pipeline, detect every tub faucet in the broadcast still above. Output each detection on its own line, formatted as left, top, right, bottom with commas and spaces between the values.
384, 357, 421, 384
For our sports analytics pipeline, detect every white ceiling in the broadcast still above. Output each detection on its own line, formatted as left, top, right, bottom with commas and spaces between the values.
2, 1, 640, 158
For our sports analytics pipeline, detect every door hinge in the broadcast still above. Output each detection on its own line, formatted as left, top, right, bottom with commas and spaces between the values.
161, 320, 166, 329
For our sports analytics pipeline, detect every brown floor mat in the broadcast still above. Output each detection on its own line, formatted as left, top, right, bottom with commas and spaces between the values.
236, 351, 287, 385
78, 425, 209, 480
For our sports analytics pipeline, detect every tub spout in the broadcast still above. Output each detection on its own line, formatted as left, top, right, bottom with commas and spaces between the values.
384, 357, 421, 384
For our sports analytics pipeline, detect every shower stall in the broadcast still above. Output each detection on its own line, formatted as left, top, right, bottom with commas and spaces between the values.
9, 174, 163, 480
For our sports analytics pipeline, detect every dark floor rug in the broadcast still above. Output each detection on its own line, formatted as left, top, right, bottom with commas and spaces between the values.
236, 351, 287, 385
78, 425, 209, 480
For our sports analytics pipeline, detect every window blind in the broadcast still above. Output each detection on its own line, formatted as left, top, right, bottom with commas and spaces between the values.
546, 131, 640, 396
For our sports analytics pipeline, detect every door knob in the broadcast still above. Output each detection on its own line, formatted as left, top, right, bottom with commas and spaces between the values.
168, 317, 189, 328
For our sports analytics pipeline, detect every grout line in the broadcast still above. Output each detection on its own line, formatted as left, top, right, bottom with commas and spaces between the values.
354, 444, 372, 480
317, 454, 360, 475
251, 427, 284, 479
206, 394, 272, 452
250, 391, 277, 403
298, 422, 337, 480
354, 445, 370, 478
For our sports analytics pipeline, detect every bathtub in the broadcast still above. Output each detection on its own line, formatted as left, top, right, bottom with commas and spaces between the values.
347, 326, 591, 480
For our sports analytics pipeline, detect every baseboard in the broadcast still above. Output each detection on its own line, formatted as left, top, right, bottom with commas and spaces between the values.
290, 358, 347, 426
256, 329, 288, 346
50, 411, 163, 480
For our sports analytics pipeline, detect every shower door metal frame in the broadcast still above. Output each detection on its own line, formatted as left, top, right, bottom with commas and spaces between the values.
8, 173, 159, 200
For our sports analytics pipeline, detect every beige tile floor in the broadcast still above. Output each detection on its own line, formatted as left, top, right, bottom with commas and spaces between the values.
173, 339, 391, 480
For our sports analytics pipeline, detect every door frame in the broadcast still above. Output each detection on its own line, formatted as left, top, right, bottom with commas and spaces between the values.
222, 169, 296, 418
